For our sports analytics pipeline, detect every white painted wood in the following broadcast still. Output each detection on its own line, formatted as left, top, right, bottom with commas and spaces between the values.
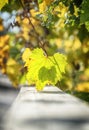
4, 86, 89, 130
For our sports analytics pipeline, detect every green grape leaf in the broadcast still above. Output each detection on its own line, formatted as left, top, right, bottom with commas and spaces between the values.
22, 48, 67, 91
37, 66, 58, 91
53, 53, 67, 73
39, 66, 57, 83
80, 0, 89, 24
0, 0, 8, 10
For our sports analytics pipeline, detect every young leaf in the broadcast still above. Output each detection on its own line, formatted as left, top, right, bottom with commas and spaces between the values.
22, 48, 67, 91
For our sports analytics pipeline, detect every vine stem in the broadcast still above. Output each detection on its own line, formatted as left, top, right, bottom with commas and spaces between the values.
20, 1, 48, 56
27, 16, 48, 56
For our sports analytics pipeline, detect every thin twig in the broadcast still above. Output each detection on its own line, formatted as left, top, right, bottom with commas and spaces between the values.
27, 16, 48, 56
20, 1, 48, 56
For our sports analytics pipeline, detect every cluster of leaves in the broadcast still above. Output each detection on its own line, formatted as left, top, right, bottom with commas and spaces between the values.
80, 0, 89, 31
36, 0, 89, 93
0, 0, 67, 90
0, 20, 9, 73
0, 17, 24, 87
36, 0, 89, 33
0, 0, 89, 93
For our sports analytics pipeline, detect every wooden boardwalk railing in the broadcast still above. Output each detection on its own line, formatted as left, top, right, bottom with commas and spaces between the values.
4, 86, 89, 130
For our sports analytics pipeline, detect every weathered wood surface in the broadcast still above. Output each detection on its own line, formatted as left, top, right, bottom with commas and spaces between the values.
4, 86, 89, 130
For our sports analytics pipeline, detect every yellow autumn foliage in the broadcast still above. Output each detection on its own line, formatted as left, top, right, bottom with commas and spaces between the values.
0, 0, 8, 10
44, 0, 54, 5
6, 58, 22, 87
22, 48, 31, 66
39, 0, 54, 12
0, 35, 9, 74
75, 82, 89, 92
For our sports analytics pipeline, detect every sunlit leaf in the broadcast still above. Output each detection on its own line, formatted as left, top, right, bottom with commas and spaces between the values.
22, 48, 67, 91
22, 48, 31, 62
0, 0, 8, 10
